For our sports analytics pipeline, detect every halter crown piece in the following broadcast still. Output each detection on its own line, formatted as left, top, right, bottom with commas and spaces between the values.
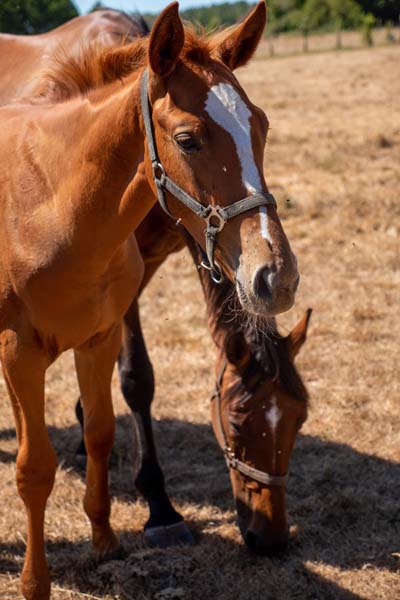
140, 69, 278, 284
211, 361, 288, 487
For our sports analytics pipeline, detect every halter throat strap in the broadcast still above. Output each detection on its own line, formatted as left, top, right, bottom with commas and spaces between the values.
140, 69, 277, 284
211, 360, 288, 487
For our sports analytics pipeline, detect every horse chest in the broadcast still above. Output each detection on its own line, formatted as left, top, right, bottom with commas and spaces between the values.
3, 240, 141, 351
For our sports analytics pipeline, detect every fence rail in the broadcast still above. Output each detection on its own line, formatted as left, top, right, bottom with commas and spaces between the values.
259, 26, 399, 58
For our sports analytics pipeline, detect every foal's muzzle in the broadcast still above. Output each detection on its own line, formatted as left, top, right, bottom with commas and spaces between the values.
244, 528, 289, 555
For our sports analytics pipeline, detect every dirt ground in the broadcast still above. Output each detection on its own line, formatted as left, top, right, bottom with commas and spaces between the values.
0, 42, 399, 600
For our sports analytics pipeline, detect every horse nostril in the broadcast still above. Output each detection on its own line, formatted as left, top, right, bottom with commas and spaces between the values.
252, 265, 275, 299
245, 529, 288, 555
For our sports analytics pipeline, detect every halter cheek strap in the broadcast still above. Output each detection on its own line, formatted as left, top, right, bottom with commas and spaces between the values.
211, 360, 288, 487
140, 69, 277, 284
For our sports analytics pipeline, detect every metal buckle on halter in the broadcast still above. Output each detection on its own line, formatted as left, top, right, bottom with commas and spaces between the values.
224, 445, 236, 466
204, 205, 227, 232
152, 161, 166, 188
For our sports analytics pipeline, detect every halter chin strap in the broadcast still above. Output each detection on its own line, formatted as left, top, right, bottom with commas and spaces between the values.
211, 360, 288, 487
140, 68, 277, 284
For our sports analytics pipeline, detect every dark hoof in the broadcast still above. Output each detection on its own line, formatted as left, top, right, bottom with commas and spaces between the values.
144, 521, 195, 548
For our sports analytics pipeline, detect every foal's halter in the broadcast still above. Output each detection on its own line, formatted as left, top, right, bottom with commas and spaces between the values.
140, 69, 277, 284
211, 360, 288, 487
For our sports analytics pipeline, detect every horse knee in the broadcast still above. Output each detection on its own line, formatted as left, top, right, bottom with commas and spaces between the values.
16, 448, 57, 504
84, 420, 115, 460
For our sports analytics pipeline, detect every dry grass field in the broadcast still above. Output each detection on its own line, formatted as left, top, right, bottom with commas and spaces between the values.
0, 42, 399, 600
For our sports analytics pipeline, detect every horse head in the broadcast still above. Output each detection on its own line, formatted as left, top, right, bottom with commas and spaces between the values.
211, 309, 312, 554
142, 2, 299, 318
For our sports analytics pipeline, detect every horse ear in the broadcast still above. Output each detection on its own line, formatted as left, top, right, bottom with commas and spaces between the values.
215, 1, 267, 70
148, 2, 184, 78
225, 332, 251, 371
287, 308, 312, 360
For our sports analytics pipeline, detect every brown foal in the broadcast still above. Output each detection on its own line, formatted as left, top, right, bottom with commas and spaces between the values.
0, 3, 300, 597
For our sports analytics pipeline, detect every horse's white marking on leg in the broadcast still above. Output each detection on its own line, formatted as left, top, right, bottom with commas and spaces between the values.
265, 396, 282, 470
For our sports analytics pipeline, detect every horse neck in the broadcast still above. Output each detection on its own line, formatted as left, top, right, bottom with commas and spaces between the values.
35, 72, 154, 266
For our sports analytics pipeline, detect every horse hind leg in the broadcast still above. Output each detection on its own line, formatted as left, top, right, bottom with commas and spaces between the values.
74, 325, 122, 557
1, 327, 56, 600
120, 298, 194, 547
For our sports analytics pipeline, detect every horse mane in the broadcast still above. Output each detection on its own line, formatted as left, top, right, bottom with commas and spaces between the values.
92, 8, 150, 37
29, 24, 219, 105
183, 234, 308, 403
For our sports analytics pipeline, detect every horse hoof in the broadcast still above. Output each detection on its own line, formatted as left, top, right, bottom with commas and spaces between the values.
144, 521, 195, 548
21, 572, 51, 600
93, 528, 123, 559
97, 543, 126, 561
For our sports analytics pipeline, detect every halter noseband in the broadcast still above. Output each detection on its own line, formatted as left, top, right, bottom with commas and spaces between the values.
140, 69, 277, 284
211, 360, 288, 487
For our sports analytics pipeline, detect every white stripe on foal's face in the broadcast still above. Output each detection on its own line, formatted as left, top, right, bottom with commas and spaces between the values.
265, 396, 282, 434
264, 395, 282, 470
205, 82, 270, 241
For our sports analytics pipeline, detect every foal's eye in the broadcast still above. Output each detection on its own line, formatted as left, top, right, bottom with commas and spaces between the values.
174, 132, 199, 154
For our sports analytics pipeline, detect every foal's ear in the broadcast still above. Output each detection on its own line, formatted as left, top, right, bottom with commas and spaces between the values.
287, 308, 312, 360
225, 332, 251, 371
215, 1, 267, 70
148, 2, 184, 78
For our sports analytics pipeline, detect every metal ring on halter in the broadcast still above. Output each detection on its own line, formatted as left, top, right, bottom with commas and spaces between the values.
152, 161, 166, 187
200, 259, 224, 284
210, 262, 224, 284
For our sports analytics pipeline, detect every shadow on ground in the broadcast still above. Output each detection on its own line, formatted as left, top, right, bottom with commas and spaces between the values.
0, 416, 399, 599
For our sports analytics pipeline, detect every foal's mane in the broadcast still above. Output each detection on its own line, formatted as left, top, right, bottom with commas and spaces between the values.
29, 24, 222, 105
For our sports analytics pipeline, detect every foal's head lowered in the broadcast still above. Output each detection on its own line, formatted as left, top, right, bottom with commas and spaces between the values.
142, 2, 299, 318
211, 310, 311, 554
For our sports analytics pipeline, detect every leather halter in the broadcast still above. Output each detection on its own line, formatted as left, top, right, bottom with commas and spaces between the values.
211, 360, 288, 487
140, 69, 277, 284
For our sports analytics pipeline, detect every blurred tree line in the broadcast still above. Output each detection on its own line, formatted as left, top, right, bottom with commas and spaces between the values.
143, 0, 399, 33
0, 0, 77, 34
0, 0, 399, 35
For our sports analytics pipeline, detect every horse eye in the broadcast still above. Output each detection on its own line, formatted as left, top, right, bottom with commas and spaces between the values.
174, 132, 199, 153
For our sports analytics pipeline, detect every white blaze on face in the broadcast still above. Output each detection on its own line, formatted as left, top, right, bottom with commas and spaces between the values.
265, 395, 282, 470
265, 395, 282, 433
205, 82, 270, 240
258, 205, 273, 245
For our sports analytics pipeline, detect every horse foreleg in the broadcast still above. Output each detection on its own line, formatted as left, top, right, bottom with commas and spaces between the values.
120, 298, 194, 547
74, 325, 121, 556
1, 327, 56, 600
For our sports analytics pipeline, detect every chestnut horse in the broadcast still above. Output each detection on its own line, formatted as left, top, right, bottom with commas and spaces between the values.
0, 3, 299, 597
